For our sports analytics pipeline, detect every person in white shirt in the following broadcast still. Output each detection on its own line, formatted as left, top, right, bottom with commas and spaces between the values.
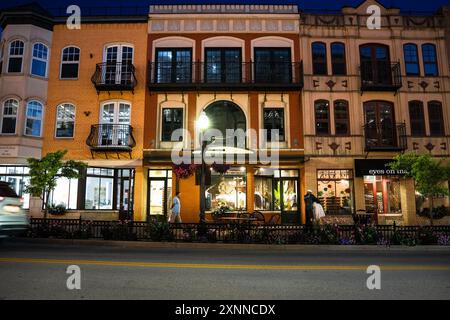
169, 192, 182, 223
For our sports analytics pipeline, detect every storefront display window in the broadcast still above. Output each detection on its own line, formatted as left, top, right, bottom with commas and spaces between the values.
317, 170, 353, 215
206, 167, 246, 211
254, 168, 299, 212
363, 176, 401, 214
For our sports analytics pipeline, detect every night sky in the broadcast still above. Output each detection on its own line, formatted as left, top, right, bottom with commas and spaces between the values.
0, 0, 449, 13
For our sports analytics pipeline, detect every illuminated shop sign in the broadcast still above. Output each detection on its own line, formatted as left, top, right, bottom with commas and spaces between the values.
354, 159, 408, 177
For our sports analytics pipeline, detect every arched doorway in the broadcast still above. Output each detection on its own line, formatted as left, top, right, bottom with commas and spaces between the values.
204, 100, 246, 147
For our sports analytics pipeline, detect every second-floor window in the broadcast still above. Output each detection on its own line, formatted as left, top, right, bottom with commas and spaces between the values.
155, 48, 192, 83
60, 46, 80, 79
428, 101, 444, 136
408, 101, 425, 136
422, 44, 438, 76
31, 43, 48, 77
8, 40, 24, 73
161, 108, 183, 141
55, 103, 76, 138
312, 42, 327, 75
205, 48, 241, 83
408, 101, 426, 136
403, 44, 419, 76
331, 43, 346, 75
1, 99, 18, 134
315, 100, 330, 135
25, 100, 43, 137
263, 108, 285, 142
254, 48, 291, 83
334, 100, 349, 135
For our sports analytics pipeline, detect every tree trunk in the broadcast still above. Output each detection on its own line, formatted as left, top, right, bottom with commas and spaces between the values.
44, 189, 51, 219
429, 197, 434, 226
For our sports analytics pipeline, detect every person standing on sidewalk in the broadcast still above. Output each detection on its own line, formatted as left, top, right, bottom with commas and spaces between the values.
169, 192, 182, 223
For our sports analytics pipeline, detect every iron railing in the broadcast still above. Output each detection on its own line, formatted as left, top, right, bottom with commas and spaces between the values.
363, 122, 407, 151
91, 62, 137, 92
147, 61, 304, 91
86, 124, 136, 150
26, 218, 450, 244
360, 61, 402, 91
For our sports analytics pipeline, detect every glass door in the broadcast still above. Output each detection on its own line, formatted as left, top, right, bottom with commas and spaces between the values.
104, 45, 133, 84
280, 179, 300, 224
364, 101, 395, 148
100, 102, 131, 146
360, 44, 391, 85
147, 170, 173, 220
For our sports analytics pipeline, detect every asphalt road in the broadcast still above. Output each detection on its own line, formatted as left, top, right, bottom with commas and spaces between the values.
0, 239, 449, 300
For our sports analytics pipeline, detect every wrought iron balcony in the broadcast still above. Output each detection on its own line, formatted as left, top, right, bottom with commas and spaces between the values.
86, 124, 136, 156
363, 122, 406, 151
147, 61, 303, 91
360, 62, 402, 92
91, 62, 137, 92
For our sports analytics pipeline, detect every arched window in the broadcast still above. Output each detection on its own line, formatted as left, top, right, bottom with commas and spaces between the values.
428, 101, 444, 136
422, 44, 438, 76
8, 40, 24, 73
331, 42, 346, 75
408, 101, 425, 136
403, 44, 419, 76
55, 103, 76, 138
60, 46, 80, 79
314, 100, 330, 135
204, 100, 246, 147
334, 100, 349, 135
31, 43, 48, 77
312, 42, 327, 75
1, 99, 18, 134
25, 100, 43, 137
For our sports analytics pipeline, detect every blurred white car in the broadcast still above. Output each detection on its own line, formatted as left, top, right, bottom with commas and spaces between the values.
0, 181, 29, 238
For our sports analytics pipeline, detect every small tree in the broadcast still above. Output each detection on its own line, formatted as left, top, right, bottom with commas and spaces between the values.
25, 150, 87, 218
388, 152, 450, 225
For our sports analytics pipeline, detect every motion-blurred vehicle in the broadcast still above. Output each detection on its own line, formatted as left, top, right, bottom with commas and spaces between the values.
0, 181, 28, 238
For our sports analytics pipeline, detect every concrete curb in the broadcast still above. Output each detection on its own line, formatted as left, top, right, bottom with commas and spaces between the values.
8, 237, 450, 251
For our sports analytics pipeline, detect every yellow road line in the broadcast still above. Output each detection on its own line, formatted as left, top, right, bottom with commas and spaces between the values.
0, 257, 449, 271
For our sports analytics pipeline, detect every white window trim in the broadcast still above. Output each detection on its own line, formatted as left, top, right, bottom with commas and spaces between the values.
0, 99, 19, 135
24, 100, 44, 137
7, 40, 25, 73
30, 42, 49, 78
55, 103, 76, 139
103, 43, 135, 64
99, 100, 132, 124
60, 46, 80, 80
159, 104, 186, 148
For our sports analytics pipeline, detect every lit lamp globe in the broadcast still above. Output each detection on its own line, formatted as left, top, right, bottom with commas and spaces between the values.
197, 111, 209, 131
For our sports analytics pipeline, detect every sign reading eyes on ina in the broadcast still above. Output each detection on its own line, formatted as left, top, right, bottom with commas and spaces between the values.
354, 159, 408, 177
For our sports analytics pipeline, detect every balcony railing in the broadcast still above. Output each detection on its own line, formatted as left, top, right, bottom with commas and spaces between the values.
360, 62, 402, 91
91, 62, 137, 92
86, 124, 136, 152
147, 61, 303, 91
363, 122, 406, 151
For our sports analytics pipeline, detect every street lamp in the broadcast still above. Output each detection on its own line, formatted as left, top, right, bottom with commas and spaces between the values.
197, 111, 209, 224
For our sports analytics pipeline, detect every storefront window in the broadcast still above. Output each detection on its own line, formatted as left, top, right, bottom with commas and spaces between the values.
317, 170, 353, 215
254, 168, 299, 212
0, 166, 30, 209
85, 169, 114, 210
206, 167, 246, 211
363, 176, 401, 214
47, 177, 78, 209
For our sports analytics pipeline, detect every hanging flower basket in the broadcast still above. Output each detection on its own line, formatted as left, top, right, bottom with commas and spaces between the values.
173, 163, 198, 179
211, 162, 231, 174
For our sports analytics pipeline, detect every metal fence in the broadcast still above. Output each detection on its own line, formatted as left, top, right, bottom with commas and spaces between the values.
26, 218, 450, 245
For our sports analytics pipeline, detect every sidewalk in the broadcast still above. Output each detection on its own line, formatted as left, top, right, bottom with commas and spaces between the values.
8, 237, 450, 251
